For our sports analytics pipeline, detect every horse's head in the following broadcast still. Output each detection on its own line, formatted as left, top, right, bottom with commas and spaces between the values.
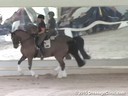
11, 31, 20, 48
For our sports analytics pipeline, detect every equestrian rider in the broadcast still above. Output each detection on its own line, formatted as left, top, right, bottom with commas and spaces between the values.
47, 11, 57, 37
36, 14, 46, 59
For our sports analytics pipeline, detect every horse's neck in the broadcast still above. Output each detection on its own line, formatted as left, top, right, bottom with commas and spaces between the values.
18, 31, 32, 42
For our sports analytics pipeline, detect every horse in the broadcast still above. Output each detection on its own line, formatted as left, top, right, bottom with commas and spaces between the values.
11, 29, 85, 78
5, 8, 90, 60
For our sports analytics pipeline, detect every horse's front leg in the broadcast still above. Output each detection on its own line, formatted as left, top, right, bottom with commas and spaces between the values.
28, 57, 38, 78
17, 55, 26, 75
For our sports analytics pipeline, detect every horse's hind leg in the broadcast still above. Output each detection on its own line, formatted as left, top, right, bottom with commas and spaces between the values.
17, 55, 26, 75
75, 36, 90, 59
79, 47, 91, 59
55, 54, 71, 71
68, 40, 85, 67
55, 56, 67, 78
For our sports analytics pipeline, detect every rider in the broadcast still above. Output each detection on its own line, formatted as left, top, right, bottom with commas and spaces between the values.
47, 11, 57, 37
36, 14, 46, 60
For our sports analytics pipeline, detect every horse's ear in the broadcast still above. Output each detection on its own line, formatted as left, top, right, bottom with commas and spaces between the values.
9, 31, 13, 34
10, 31, 15, 36
10, 31, 16, 34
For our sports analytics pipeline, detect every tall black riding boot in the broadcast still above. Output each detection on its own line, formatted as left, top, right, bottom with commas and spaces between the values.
39, 45, 45, 60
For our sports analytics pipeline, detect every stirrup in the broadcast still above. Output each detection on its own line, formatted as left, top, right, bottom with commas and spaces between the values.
40, 50, 44, 60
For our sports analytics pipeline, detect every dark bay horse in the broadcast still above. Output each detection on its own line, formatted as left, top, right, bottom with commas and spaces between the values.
5, 7, 90, 60
11, 29, 85, 78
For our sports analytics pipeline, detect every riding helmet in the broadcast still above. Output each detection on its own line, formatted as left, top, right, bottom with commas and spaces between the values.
38, 14, 45, 19
48, 11, 55, 16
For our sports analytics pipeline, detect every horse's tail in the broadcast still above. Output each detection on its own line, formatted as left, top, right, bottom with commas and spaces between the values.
67, 40, 85, 67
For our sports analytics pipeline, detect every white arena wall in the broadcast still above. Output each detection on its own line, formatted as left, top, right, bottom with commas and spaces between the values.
0, 59, 128, 76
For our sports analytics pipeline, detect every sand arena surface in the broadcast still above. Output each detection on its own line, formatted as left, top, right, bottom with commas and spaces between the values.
0, 74, 127, 96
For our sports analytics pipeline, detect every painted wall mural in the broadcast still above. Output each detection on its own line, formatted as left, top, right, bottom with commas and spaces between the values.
0, 6, 128, 60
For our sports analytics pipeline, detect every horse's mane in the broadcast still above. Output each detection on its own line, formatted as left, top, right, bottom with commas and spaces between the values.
12, 30, 31, 37
12, 29, 26, 34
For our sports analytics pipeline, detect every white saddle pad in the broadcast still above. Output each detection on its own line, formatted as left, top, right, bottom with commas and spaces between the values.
44, 39, 51, 48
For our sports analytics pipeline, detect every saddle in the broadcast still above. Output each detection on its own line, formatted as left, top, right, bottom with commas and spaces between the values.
44, 32, 58, 48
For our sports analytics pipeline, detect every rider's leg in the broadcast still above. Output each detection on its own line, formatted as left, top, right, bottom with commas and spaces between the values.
47, 29, 57, 38
37, 33, 46, 60
35, 36, 39, 48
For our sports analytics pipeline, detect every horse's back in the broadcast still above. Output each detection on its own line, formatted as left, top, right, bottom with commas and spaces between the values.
55, 34, 73, 43
45, 35, 72, 54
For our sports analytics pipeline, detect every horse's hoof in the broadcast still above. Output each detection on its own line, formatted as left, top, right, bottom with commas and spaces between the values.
30, 70, 36, 76
18, 71, 24, 76
35, 74, 39, 78
57, 70, 67, 78
32, 74, 38, 78
57, 74, 67, 78
78, 60, 86, 67
84, 55, 91, 59
54, 66, 60, 71
57, 72, 63, 78
62, 71, 67, 78
57, 74, 63, 78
